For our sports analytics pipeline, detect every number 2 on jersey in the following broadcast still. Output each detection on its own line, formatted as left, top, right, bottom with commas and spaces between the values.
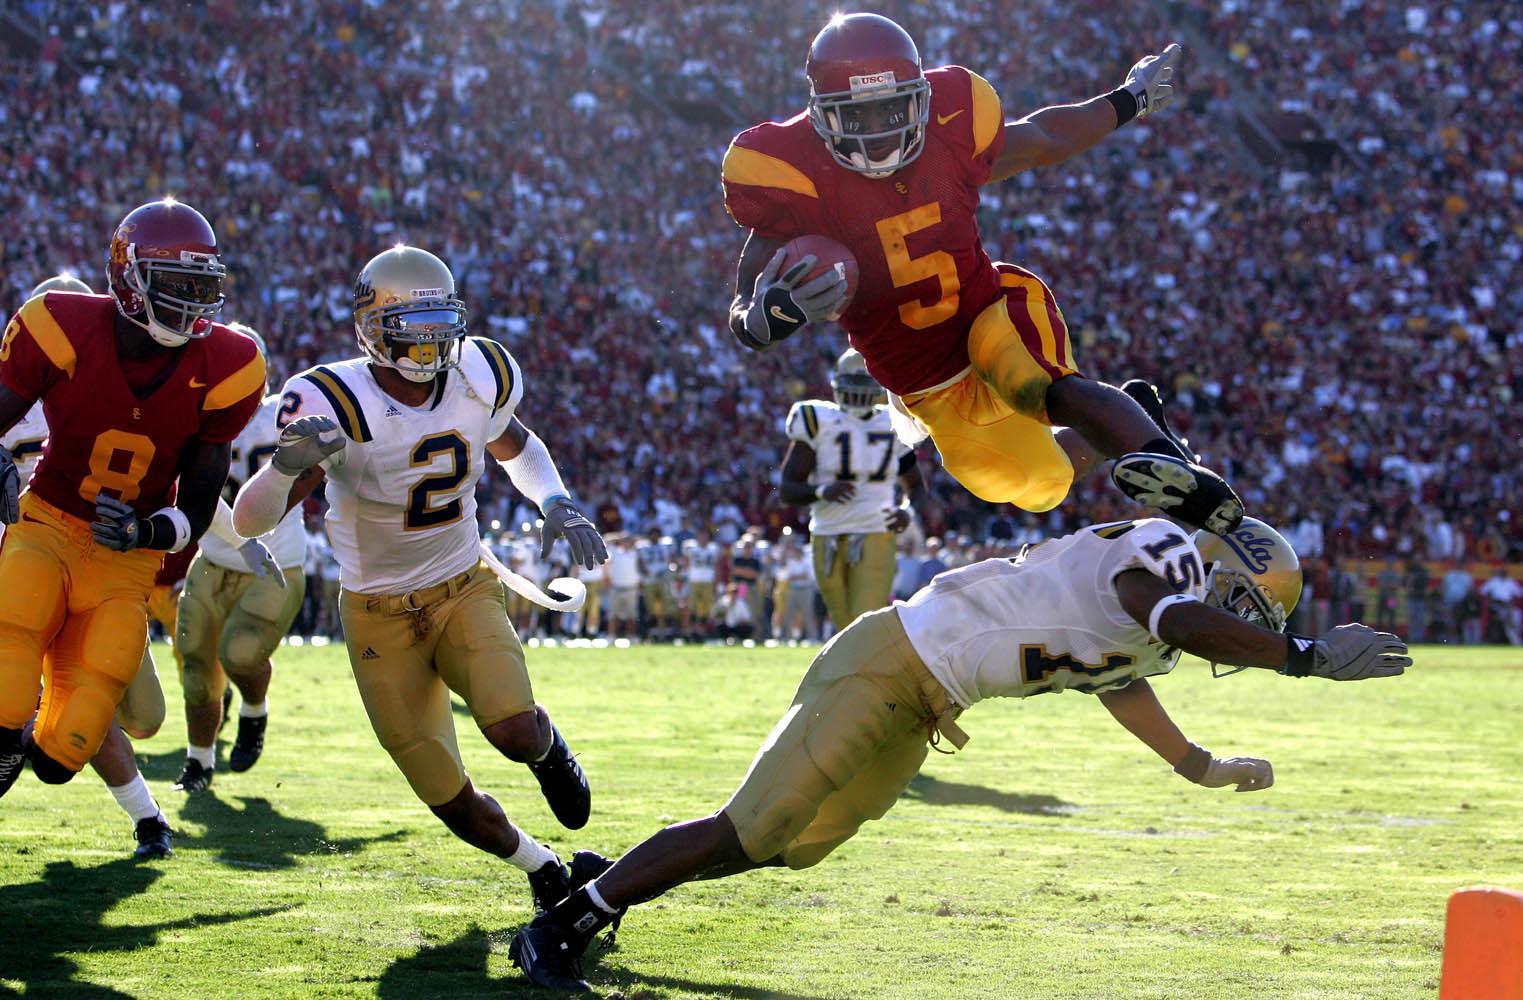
406, 432, 469, 531
875, 203, 960, 329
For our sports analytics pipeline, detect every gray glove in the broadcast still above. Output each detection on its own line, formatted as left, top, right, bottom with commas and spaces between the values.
0, 445, 18, 525
742, 249, 849, 347
541, 497, 607, 570
92, 495, 143, 551
1288, 624, 1412, 680
1123, 42, 1181, 118
273, 415, 345, 475
1198, 756, 1274, 792
238, 537, 286, 589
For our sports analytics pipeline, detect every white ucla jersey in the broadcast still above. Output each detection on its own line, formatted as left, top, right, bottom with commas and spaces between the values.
277, 336, 523, 595
896, 519, 1209, 708
201, 394, 307, 571
785, 400, 910, 536
636, 537, 673, 579
2, 402, 49, 484
684, 539, 721, 583
0, 402, 48, 543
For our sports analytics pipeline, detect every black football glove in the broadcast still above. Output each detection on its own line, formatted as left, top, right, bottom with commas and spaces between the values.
92, 495, 145, 551
1111, 451, 1245, 535
0, 445, 18, 525
739, 249, 848, 349
540, 497, 607, 570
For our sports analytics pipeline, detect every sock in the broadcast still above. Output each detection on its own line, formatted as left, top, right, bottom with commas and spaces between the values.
550, 886, 615, 942
585, 880, 619, 915
108, 774, 162, 823
532, 729, 558, 763
506, 827, 559, 872
187, 744, 216, 770
239, 699, 268, 719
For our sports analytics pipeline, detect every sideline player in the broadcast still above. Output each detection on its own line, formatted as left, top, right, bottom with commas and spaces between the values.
174, 322, 305, 792
0, 199, 265, 800
512, 517, 1411, 988
723, 13, 1241, 535
234, 245, 609, 909
780, 349, 926, 631
681, 527, 722, 639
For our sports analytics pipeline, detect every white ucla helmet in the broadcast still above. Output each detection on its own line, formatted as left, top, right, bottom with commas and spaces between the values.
1194, 517, 1303, 634
353, 245, 467, 382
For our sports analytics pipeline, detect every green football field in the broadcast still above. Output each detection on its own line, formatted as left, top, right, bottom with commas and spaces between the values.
2, 640, 1520, 999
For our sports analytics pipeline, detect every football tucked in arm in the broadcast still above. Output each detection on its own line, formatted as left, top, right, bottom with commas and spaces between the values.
776, 235, 859, 319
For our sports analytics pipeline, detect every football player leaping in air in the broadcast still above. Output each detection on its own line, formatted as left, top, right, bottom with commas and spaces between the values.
0, 200, 266, 809
173, 321, 306, 794
234, 245, 611, 912
725, 13, 1239, 535
512, 517, 1411, 990
780, 348, 928, 632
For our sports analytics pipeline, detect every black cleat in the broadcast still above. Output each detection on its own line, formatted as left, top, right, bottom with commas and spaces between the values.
173, 758, 214, 793
1120, 378, 1197, 462
509, 918, 592, 993
228, 713, 267, 773
567, 850, 613, 892
526, 727, 591, 830
218, 685, 234, 734
0, 732, 27, 801
133, 815, 173, 859
527, 857, 570, 914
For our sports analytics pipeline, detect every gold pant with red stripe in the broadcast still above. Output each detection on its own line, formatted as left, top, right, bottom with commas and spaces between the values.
902, 263, 1077, 512
0, 493, 159, 771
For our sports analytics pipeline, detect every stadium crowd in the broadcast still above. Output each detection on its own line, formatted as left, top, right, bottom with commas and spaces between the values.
2, 0, 1519, 642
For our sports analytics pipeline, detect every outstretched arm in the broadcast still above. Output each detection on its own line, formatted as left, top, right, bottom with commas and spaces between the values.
1096, 678, 1273, 792
987, 43, 1181, 183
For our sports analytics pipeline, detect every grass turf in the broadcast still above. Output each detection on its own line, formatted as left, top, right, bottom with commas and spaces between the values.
1, 640, 1520, 999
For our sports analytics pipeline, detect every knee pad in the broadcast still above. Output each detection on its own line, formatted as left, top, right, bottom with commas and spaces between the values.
736, 787, 818, 865
28, 743, 77, 785
220, 618, 276, 677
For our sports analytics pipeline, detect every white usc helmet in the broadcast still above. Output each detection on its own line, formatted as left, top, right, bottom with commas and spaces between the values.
1194, 517, 1303, 634
29, 273, 92, 298
353, 246, 467, 382
830, 348, 885, 417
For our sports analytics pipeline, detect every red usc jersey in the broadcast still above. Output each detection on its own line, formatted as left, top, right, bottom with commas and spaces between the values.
0, 291, 264, 522
723, 65, 1006, 396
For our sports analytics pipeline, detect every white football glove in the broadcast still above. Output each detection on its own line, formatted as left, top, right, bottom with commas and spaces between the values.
273, 415, 345, 475
1123, 42, 1181, 118
238, 537, 286, 589
1198, 755, 1274, 793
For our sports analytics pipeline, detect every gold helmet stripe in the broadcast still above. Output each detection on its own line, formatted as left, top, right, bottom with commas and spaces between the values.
302, 366, 372, 442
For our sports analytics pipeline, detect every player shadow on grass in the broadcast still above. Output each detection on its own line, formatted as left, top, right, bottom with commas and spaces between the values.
0, 856, 291, 999
175, 792, 408, 870
375, 927, 836, 1000
902, 774, 1078, 816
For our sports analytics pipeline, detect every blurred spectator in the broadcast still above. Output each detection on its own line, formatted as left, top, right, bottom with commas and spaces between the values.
1479, 568, 1523, 645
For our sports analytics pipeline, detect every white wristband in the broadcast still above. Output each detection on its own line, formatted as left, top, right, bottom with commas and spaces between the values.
151, 506, 193, 553
1148, 592, 1201, 640
498, 431, 570, 512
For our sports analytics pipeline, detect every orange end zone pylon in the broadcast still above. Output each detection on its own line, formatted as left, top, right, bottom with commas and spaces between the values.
1440, 887, 1523, 1000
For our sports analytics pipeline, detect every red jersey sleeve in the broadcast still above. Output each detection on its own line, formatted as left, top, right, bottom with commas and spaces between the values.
197, 333, 266, 444
720, 122, 821, 239
926, 66, 1006, 185
0, 295, 77, 403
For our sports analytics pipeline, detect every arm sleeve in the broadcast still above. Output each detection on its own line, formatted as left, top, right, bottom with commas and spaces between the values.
784, 402, 819, 445
0, 303, 65, 403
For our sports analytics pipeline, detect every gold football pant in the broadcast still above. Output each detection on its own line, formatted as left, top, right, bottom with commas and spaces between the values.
902, 263, 1078, 512
0, 494, 159, 771
724, 607, 964, 869
339, 563, 533, 806
687, 581, 716, 621
811, 532, 896, 631
177, 555, 305, 707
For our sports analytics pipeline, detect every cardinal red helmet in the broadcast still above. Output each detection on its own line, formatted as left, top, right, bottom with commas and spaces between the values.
805, 13, 930, 177
107, 198, 226, 346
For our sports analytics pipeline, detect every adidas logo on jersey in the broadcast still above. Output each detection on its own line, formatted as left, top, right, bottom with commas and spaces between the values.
361, 646, 380, 660
384, 405, 402, 417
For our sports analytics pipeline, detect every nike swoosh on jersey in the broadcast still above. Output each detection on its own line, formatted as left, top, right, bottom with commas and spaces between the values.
188, 377, 207, 388
769, 305, 801, 324
937, 109, 965, 125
